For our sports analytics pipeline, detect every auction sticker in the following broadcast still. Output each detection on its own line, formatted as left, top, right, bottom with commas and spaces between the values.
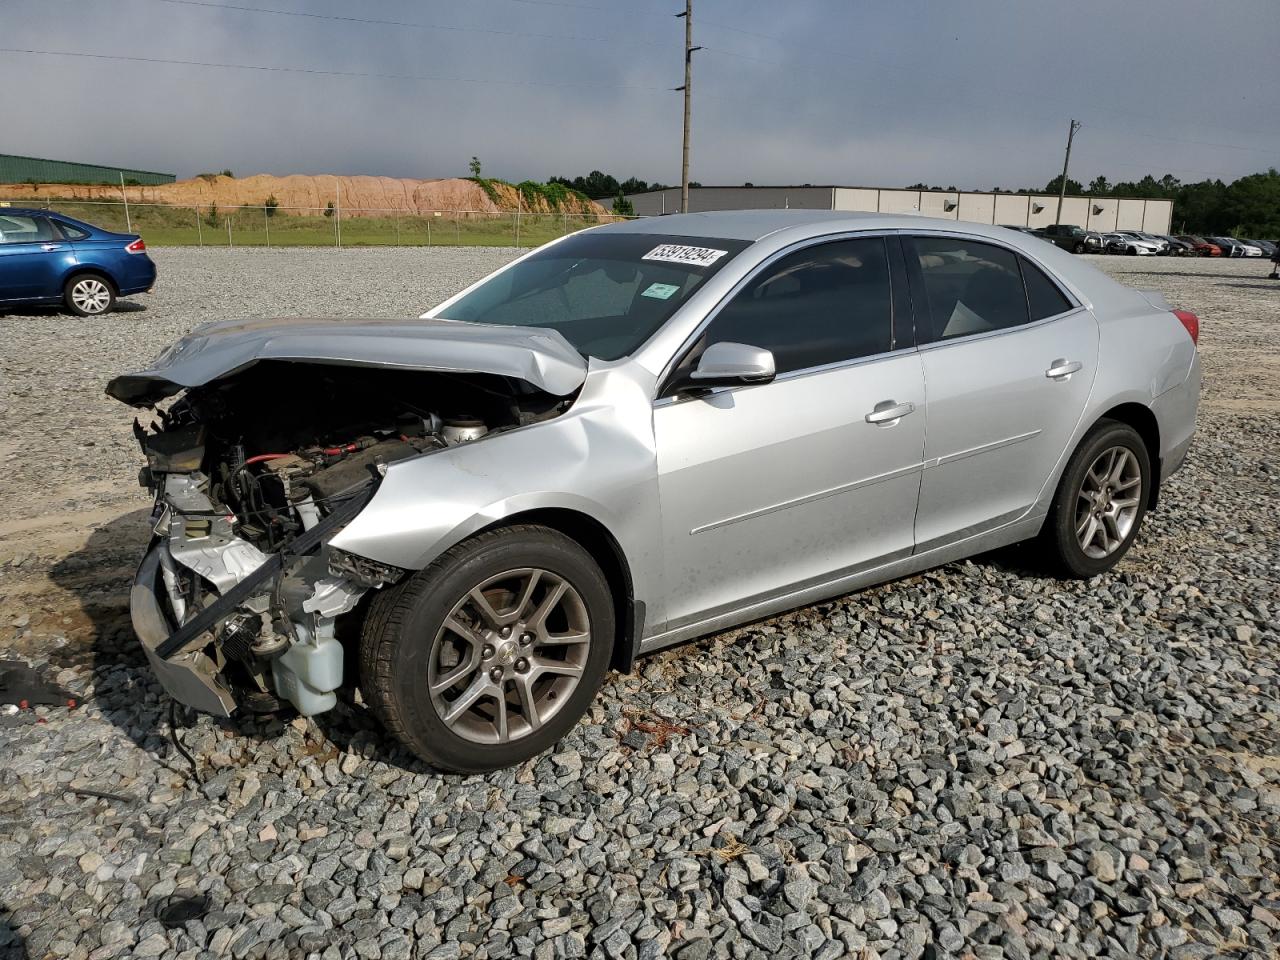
642, 244, 729, 267
641, 282, 680, 300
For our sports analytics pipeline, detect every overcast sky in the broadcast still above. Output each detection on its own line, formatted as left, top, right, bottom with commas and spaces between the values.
3, 0, 1277, 189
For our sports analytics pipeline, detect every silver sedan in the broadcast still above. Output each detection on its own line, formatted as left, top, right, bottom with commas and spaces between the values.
110, 211, 1201, 771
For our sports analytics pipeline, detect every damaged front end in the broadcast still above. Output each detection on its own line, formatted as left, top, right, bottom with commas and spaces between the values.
109, 320, 585, 717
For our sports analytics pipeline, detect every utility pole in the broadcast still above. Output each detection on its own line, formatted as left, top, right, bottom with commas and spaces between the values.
1055, 118, 1081, 226
675, 0, 700, 214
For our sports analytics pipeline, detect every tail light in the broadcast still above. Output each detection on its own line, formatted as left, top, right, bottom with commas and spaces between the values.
1173, 309, 1199, 346
125, 238, 146, 253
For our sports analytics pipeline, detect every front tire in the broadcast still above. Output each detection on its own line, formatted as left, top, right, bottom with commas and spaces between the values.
359, 524, 614, 772
1072, 242, 1085, 254
1040, 419, 1151, 578
65, 274, 115, 316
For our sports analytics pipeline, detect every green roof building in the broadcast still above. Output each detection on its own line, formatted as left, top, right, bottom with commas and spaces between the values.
0, 154, 175, 186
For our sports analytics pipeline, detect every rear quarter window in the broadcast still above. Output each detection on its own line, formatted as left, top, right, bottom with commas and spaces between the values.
1020, 257, 1074, 321
55, 221, 91, 241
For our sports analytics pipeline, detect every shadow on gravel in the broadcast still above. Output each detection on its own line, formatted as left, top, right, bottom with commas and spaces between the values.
48, 508, 432, 775
0, 300, 147, 319
48, 508, 163, 754
1, 905, 28, 959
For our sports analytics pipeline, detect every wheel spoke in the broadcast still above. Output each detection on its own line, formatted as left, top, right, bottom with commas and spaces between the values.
1076, 512, 1096, 539
534, 658, 583, 679
539, 629, 590, 646
443, 615, 483, 647
441, 675, 490, 726
468, 587, 506, 630
529, 580, 568, 629
1102, 512, 1122, 544
430, 651, 478, 694
1113, 496, 1140, 510
512, 570, 543, 620
1109, 450, 1129, 483
513, 674, 541, 731
494, 690, 510, 742
1114, 475, 1141, 492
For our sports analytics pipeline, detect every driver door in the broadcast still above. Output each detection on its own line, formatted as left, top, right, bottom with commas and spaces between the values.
652, 235, 926, 633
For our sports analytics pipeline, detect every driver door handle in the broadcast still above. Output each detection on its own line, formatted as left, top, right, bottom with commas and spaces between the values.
1045, 359, 1083, 380
41, 243, 63, 251
865, 400, 915, 425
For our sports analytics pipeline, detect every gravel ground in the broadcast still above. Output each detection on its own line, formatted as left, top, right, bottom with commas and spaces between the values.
1, 249, 1277, 960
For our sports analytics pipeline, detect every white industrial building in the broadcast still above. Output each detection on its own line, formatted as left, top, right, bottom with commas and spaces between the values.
623, 185, 1174, 235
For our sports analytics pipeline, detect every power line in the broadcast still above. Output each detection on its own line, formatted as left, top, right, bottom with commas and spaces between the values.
143, 0, 672, 51
690, 21, 1280, 157
0, 47, 670, 92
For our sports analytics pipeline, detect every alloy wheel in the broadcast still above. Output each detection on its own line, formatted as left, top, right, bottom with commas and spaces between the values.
71, 278, 111, 314
428, 568, 592, 744
1075, 446, 1142, 559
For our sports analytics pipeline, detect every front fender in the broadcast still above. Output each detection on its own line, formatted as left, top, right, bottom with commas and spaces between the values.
328, 365, 664, 623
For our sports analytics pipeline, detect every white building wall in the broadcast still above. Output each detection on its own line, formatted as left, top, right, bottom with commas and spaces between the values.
878, 190, 922, 214
1086, 198, 1119, 233
1142, 200, 1173, 234
1116, 199, 1146, 230
625, 186, 1174, 232
919, 191, 960, 219
993, 194, 1030, 226
833, 187, 880, 212
1027, 197, 1060, 229
957, 193, 995, 225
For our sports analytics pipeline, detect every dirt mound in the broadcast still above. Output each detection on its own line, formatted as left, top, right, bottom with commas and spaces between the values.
0, 174, 609, 218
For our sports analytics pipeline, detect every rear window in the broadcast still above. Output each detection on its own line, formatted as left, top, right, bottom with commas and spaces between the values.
439, 232, 750, 360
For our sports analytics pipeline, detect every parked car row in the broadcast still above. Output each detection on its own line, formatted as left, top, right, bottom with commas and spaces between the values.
1099, 231, 1275, 258
999, 223, 1277, 259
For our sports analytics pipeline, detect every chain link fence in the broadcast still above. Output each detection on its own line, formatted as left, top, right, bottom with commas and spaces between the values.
0, 198, 636, 248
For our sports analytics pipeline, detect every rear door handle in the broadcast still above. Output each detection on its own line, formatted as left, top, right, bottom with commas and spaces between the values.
1045, 359, 1083, 380
41, 243, 62, 251
865, 400, 915, 425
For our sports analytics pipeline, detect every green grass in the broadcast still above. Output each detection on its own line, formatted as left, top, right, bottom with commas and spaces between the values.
13, 201, 612, 247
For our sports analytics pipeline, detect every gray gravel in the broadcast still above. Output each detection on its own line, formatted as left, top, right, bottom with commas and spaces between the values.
1, 249, 1277, 960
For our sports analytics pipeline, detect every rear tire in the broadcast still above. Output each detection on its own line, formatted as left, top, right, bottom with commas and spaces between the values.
359, 524, 614, 772
1040, 419, 1151, 578
64, 274, 115, 316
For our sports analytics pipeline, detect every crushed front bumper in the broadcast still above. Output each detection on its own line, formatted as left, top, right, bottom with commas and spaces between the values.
132, 545, 238, 716
129, 481, 382, 717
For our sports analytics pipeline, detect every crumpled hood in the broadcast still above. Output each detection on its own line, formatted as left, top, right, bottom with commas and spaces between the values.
106, 316, 588, 404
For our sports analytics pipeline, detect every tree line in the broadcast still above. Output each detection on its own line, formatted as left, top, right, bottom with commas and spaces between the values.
547, 167, 1278, 235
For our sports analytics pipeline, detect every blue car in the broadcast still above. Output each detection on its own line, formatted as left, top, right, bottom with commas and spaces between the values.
0, 208, 157, 316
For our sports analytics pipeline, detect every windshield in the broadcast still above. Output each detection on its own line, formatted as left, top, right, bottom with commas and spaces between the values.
437, 231, 751, 360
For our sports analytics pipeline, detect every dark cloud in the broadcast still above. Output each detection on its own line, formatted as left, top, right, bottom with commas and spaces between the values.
3, 0, 1276, 186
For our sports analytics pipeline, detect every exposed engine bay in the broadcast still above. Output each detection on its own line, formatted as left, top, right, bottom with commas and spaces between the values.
128, 360, 569, 717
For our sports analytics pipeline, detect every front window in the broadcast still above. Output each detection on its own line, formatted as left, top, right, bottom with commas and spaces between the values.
0, 215, 55, 244
438, 232, 750, 360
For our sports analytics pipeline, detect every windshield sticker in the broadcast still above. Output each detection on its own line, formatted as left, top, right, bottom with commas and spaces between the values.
642, 244, 729, 267
641, 282, 680, 300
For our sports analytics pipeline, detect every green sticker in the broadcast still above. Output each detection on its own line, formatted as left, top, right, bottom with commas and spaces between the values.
642, 282, 680, 300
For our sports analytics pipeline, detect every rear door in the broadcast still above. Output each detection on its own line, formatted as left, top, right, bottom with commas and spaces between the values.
906, 234, 1098, 551
653, 235, 926, 631
0, 215, 74, 301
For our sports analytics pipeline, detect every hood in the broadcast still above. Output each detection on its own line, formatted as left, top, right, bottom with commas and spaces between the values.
106, 317, 589, 405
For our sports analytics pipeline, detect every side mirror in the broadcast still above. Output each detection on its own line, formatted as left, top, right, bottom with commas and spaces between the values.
685, 341, 776, 390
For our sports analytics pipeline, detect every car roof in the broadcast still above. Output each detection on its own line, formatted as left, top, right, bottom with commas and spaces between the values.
0, 207, 56, 217
596, 209, 1054, 244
